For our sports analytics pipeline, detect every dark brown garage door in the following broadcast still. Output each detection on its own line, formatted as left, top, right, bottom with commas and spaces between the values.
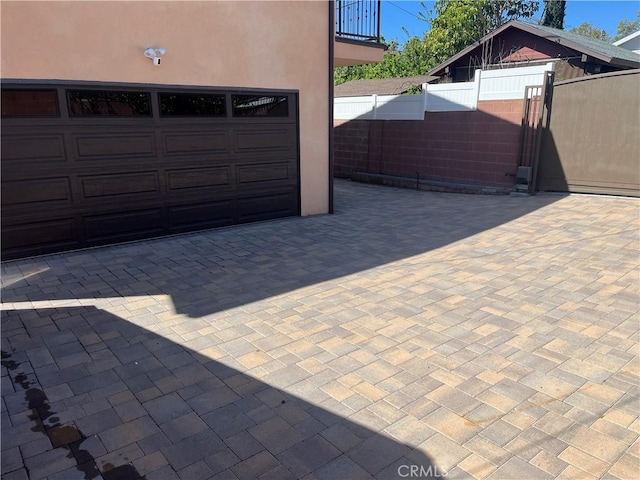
1, 83, 300, 260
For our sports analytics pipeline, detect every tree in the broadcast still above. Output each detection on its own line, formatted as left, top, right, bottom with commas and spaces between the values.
424, 0, 539, 65
614, 11, 640, 41
541, 0, 566, 29
569, 22, 612, 42
334, 0, 542, 85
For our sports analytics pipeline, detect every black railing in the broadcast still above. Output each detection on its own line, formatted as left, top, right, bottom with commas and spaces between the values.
336, 0, 381, 43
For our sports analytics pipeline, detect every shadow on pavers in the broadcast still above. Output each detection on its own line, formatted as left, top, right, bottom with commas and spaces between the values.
1, 306, 445, 480
0, 181, 562, 318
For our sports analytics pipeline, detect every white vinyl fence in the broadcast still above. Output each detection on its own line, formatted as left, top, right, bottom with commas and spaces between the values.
334, 62, 555, 120
333, 94, 427, 120
478, 63, 554, 100
424, 70, 480, 112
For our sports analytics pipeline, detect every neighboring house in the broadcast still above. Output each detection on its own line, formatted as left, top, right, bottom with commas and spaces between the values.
0, 0, 384, 260
613, 30, 640, 55
428, 20, 640, 83
335, 75, 438, 97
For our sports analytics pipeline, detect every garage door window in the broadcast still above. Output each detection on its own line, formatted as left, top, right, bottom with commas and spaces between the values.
67, 90, 151, 116
159, 92, 226, 117
232, 95, 288, 117
1, 89, 59, 117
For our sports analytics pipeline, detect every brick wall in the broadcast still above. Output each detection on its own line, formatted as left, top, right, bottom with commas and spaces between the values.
333, 119, 370, 178
334, 99, 523, 187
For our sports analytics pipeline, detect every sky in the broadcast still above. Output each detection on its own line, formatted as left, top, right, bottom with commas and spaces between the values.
380, 0, 640, 42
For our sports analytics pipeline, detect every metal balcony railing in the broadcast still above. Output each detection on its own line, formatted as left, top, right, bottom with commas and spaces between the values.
336, 0, 381, 43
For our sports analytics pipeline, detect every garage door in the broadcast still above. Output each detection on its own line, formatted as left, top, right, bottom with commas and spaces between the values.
1, 83, 300, 260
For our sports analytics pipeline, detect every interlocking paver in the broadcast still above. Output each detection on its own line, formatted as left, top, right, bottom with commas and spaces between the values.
138, 431, 173, 455
23, 446, 78, 480
558, 446, 610, 477
486, 456, 552, 479
99, 415, 161, 452
2, 181, 639, 478
19, 436, 52, 459
559, 423, 629, 463
458, 452, 498, 479
347, 433, 411, 475
608, 452, 640, 479
223, 431, 264, 461
277, 434, 341, 477
2, 446, 24, 474
203, 448, 240, 476
74, 408, 122, 436
417, 432, 471, 472
161, 429, 225, 471
160, 412, 209, 442
145, 464, 181, 480
133, 451, 170, 476
231, 450, 281, 480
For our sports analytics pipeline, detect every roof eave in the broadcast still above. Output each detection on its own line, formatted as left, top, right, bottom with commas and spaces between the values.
513, 21, 612, 63
608, 57, 640, 68
426, 20, 640, 76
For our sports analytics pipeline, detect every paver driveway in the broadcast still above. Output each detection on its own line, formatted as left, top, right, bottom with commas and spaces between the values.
2, 180, 639, 480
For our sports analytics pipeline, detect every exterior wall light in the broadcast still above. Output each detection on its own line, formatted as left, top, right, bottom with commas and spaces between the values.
144, 48, 166, 66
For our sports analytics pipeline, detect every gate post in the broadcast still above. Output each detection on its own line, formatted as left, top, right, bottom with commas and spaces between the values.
530, 71, 555, 194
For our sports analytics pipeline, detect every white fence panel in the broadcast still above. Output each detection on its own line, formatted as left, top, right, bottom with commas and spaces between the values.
478, 62, 555, 100
334, 96, 375, 120
424, 71, 480, 111
375, 94, 424, 120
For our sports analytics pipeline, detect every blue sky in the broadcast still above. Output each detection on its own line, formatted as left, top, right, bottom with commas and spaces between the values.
380, 0, 640, 42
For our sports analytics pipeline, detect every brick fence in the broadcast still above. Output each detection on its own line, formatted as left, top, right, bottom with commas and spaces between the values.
334, 99, 523, 187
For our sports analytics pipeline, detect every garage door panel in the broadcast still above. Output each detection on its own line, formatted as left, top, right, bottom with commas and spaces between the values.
84, 208, 163, 243
74, 133, 156, 159
167, 200, 235, 231
62, 159, 166, 176
236, 162, 292, 186
238, 190, 297, 221
1, 133, 67, 163
234, 128, 293, 152
1, 218, 77, 252
80, 172, 160, 199
2, 178, 72, 206
1, 83, 300, 259
166, 167, 231, 191
163, 132, 230, 155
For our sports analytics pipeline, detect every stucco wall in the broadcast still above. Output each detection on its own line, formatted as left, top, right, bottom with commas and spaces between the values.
1, 1, 329, 216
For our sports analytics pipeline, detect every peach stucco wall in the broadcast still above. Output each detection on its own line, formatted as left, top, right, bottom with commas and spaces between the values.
1, 1, 329, 216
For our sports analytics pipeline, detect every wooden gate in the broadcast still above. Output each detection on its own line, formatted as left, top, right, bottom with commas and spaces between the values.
536, 70, 640, 197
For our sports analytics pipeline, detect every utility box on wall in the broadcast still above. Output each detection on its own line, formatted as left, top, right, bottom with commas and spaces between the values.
515, 166, 533, 192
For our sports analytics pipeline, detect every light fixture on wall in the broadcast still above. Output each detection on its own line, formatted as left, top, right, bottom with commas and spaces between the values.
144, 48, 166, 66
